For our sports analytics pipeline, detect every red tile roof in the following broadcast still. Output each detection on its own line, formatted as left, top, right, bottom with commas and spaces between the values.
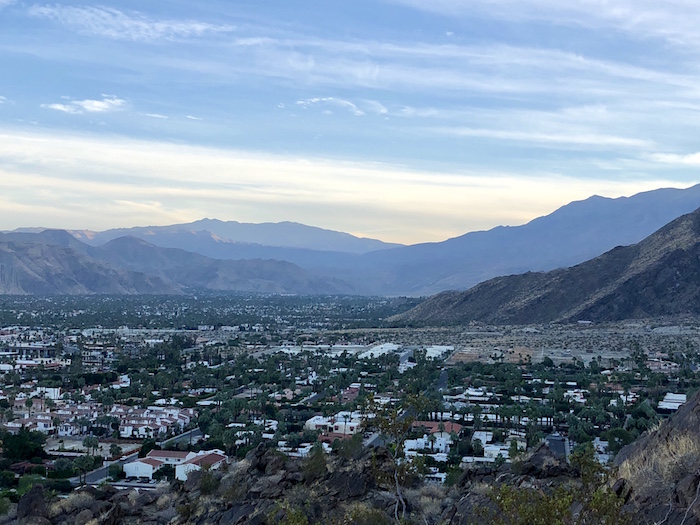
184, 453, 226, 467
139, 457, 163, 468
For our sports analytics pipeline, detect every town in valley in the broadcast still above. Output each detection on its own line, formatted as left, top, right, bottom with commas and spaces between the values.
0, 294, 696, 496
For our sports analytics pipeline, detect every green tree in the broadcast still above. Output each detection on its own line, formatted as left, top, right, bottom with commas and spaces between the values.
3, 428, 46, 461
83, 435, 100, 456
0, 471, 14, 488
139, 438, 159, 458
108, 463, 124, 481
73, 455, 95, 485
302, 443, 327, 482
109, 443, 123, 458
52, 458, 75, 478
370, 395, 426, 523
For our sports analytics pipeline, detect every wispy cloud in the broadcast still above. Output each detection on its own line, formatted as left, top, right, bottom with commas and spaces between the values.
0, 0, 15, 8
384, 0, 700, 48
363, 100, 388, 115
649, 152, 700, 165
28, 5, 235, 42
0, 96, 6, 104
296, 97, 365, 116
143, 113, 168, 119
439, 127, 653, 149
186, 115, 202, 121
41, 95, 125, 114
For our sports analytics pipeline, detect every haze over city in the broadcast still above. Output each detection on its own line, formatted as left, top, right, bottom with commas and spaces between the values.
1, 1, 699, 243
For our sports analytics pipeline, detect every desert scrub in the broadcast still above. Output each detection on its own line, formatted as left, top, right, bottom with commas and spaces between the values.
343, 502, 391, 525
267, 502, 309, 525
200, 469, 221, 495
618, 431, 700, 490
48, 491, 95, 519
404, 484, 448, 524
481, 444, 630, 525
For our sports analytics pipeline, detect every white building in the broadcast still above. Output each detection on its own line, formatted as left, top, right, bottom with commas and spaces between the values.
305, 411, 363, 435
658, 393, 687, 411
175, 450, 227, 481
124, 457, 163, 480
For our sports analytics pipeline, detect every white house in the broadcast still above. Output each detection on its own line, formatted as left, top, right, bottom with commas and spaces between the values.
305, 415, 331, 433
175, 450, 227, 481
124, 457, 163, 480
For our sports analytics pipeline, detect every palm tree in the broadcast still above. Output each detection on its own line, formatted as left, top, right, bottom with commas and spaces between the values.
109, 443, 122, 458
83, 435, 99, 456
73, 454, 94, 485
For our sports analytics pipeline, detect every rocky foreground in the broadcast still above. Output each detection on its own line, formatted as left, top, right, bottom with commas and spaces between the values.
8, 391, 700, 525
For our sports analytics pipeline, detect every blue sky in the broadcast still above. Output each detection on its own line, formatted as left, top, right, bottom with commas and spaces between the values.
0, 0, 698, 243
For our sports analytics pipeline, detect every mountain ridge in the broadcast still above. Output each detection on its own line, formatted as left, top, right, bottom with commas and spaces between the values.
64, 218, 402, 254
0, 235, 356, 296
391, 206, 700, 325
356, 183, 700, 295
5, 184, 700, 296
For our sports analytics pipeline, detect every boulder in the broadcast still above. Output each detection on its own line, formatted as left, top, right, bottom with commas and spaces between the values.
219, 503, 257, 524
17, 485, 49, 521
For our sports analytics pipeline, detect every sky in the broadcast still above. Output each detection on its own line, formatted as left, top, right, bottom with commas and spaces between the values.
1, 1, 699, 244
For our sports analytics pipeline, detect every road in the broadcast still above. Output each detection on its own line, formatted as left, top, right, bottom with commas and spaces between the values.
161, 428, 203, 448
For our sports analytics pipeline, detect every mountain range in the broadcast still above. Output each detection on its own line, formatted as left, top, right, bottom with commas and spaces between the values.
0, 231, 352, 295
391, 206, 700, 325
3, 183, 700, 298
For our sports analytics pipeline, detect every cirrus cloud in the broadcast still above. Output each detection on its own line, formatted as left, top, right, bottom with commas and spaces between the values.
296, 97, 365, 116
41, 94, 126, 114
28, 5, 236, 42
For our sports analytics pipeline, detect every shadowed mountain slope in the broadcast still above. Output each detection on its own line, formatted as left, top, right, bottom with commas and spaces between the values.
6, 184, 700, 296
391, 207, 700, 325
358, 184, 700, 295
0, 241, 176, 295
91, 236, 355, 294
0, 234, 355, 295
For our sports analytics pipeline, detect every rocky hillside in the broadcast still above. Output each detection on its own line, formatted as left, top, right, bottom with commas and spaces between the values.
9, 406, 700, 525
5, 441, 637, 525
392, 206, 700, 325
615, 388, 700, 525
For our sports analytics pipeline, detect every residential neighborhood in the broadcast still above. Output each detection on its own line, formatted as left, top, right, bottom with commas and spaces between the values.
0, 295, 696, 507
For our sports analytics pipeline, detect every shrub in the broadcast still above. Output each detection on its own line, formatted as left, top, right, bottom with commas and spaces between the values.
108, 463, 124, 480
302, 443, 327, 482
200, 470, 220, 495
618, 431, 700, 491
345, 503, 391, 525
0, 471, 14, 488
